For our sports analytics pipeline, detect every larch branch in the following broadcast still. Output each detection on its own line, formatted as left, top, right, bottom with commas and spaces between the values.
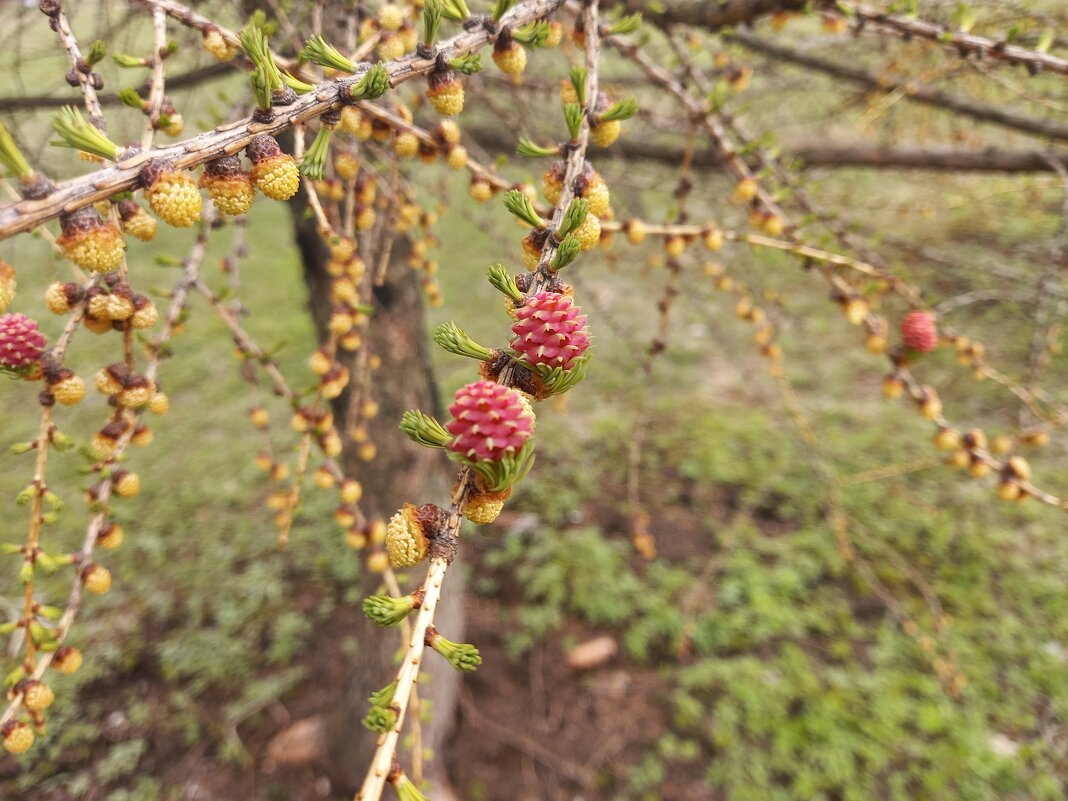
0, 0, 566, 240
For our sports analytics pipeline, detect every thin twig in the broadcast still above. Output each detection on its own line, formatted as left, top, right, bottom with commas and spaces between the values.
48, 2, 106, 129
140, 7, 168, 151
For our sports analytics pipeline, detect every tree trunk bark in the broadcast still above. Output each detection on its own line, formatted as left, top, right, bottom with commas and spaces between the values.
289, 192, 464, 793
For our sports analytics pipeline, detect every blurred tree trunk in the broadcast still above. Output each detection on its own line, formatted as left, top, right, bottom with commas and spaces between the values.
246, 1, 463, 789
285, 165, 464, 791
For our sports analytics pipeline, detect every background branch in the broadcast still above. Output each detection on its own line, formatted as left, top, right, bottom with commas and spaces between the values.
0, 64, 234, 112
469, 125, 1068, 172
728, 32, 1068, 143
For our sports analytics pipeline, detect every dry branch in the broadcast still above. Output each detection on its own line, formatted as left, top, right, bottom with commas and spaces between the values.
786, 145, 1068, 173
47, 1, 106, 129
140, 7, 169, 150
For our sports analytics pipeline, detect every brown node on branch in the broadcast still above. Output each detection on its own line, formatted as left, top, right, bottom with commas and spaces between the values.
139, 159, 172, 190
18, 172, 56, 200
418, 503, 457, 563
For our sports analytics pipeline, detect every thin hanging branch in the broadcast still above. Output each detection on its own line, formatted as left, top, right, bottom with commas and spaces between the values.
140, 7, 169, 150
43, 1, 107, 129
0, 213, 214, 730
